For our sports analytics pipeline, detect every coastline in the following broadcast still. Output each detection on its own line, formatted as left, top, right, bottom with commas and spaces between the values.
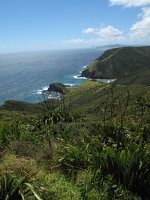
36, 65, 88, 100
37, 64, 116, 101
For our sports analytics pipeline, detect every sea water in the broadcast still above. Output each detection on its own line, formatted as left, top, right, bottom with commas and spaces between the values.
0, 48, 102, 105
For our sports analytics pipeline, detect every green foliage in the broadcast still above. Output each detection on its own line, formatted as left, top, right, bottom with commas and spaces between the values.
36, 172, 81, 200
0, 174, 41, 200
76, 170, 141, 200
57, 127, 150, 199
98, 142, 150, 198
0, 77, 149, 200
58, 143, 89, 178
97, 175, 141, 200
1, 100, 43, 113
0, 121, 45, 146
0, 153, 39, 176
0, 121, 21, 146
76, 170, 101, 200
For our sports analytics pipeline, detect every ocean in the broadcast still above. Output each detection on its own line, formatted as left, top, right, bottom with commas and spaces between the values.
0, 48, 103, 105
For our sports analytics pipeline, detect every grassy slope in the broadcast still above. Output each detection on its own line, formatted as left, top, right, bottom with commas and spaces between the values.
65, 81, 150, 114
1, 80, 150, 121
0, 99, 59, 122
66, 81, 110, 113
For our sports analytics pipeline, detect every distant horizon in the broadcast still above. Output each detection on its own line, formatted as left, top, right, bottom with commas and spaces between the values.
0, 43, 150, 55
0, 0, 150, 54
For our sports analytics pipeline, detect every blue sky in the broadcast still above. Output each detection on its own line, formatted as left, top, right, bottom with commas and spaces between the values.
0, 0, 150, 53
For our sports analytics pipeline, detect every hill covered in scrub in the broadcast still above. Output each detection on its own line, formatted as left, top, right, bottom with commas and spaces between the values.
81, 46, 150, 85
0, 80, 150, 199
0, 46, 150, 199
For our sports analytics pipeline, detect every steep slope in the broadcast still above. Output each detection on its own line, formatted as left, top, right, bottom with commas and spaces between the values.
81, 46, 150, 85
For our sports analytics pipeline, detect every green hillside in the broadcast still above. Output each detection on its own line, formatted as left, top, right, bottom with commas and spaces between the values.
0, 46, 150, 200
81, 46, 150, 85
0, 80, 150, 199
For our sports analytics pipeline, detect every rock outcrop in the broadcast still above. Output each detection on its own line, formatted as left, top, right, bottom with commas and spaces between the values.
48, 83, 67, 94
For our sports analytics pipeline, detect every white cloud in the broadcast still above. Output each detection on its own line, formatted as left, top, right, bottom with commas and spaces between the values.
97, 25, 123, 39
109, 0, 150, 7
63, 25, 124, 47
109, 1, 150, 42
82, 27, 95, 34
130, 7, 150, 40
82, 25, 124, 40
63, 1, 150, 48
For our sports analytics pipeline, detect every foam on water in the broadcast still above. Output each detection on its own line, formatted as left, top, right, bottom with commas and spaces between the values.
37, 86, 49, 94
64, 83, 78, 87
73, 75, 87, 80
47, 92, 62, 100
36, 65, 88, 99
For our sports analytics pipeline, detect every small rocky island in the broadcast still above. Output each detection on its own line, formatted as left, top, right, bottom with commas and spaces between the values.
42, 82, 68, 100
48, 82, 68, 94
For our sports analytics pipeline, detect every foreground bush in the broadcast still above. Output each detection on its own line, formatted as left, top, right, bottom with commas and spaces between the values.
99, 142, 150, 199
58, 135, 150, 199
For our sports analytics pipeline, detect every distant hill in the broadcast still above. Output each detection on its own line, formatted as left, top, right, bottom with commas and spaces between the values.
95, 44, 126, 51
81, 46, 150, 85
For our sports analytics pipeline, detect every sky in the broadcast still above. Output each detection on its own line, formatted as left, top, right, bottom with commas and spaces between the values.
0, 0, 150, 53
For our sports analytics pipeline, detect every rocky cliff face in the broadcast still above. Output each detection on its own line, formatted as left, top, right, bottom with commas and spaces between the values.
81, 46, 150, 85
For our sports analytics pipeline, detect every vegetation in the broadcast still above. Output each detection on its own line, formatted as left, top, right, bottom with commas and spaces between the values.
0, 47, 150, 199
0, 174, 41, 200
